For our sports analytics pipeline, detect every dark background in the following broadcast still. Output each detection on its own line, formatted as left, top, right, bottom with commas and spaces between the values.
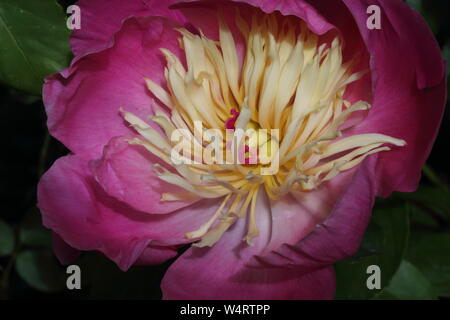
0, 0, 449, 300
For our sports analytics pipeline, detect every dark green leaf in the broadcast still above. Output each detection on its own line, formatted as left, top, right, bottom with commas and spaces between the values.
397, 186, 450, 222
409, 203, 440, 229
374, 260, 437, 300
0, 219, 14, 257
406, 232, 450, 297
405, 0, 422, 12
15, 250, 66, 292
352, 221, 384, 259
0, 0, 70, 94
335, 203, 410, 299
20, 207, 51, 247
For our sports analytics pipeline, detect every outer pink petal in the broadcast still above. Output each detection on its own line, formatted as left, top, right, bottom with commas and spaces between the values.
37, 155, 222, 270
71, 0, 185, 61
341, 0, 446, 196
161, 189, 337, 299
164, 262, 334, 300
161, 157, 375, 299
90, 136, 198, 214
43, 16, 184, 160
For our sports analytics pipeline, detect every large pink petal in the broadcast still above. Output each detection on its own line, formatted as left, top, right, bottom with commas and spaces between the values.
43, 16, 184, 160
162, 156, 377, 299
71, 0, 186, 61
341, 0, 446, 197
90, 135, 199, 214
161, 184, 339, 299
37, 155, 222, 270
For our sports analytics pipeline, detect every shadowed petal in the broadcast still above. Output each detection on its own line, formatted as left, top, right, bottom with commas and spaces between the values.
38, 155, 222, 270
90, 136, 199, 214
341, 0, 446, 196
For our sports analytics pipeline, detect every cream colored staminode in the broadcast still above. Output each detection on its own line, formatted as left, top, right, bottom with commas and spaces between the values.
121, 12, 405, 247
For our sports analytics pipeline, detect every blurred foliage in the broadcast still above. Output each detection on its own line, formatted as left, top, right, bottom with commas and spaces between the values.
406, 231, 450, 297
0, 0, 71, 94
0, 220, 14, 257
335, 203, 410, 299
374, 260, 437, 300
15, 250, 66, 292
0, 0, 449, 300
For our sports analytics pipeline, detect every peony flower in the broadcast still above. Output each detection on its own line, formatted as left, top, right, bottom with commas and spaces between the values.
38, 0, 446, 299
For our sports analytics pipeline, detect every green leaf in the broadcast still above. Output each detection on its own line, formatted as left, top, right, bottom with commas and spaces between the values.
0, 0, 70, 94
406, 232, 450, 297
397, 186, 450, 222
404, 0, 422, 12
374, 260, 437, 300
408, 203, 440, 228
335, 203, 410, 299
15, 250, 66, 292
20, 207, 51, 247
0, 219, 14, 257
352, 220, 384, 259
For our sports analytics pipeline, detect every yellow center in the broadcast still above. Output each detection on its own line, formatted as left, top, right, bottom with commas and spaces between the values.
121, 11, 405, 247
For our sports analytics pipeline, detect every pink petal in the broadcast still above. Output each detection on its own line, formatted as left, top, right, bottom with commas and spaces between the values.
134, 244, 178, 266
38, 155, 223, 270
341, 0, 446, 196
164, 261, 335, 300
251, 156, 378, 271
162, 156, 377, 299
229, 0, 336, 36
71, 0, 186, 61
161, 186, 339, 299
90, 135, 199, 214
43, 16, 184, 160
261, 169, 358, 257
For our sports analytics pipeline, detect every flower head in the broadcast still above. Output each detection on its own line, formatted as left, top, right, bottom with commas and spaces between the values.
38, 0, 446, 299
